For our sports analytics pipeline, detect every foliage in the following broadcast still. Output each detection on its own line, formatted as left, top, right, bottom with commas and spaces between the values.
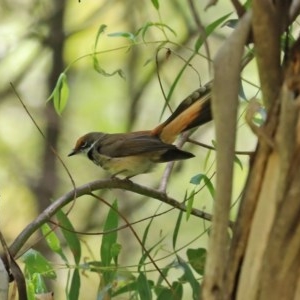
2, 0, 298, 299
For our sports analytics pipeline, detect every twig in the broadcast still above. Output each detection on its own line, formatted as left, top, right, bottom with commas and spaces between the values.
187, 138, 254, 156
10, 83, 77, 214
188, 0, 211, 72
159, 131, 192, 192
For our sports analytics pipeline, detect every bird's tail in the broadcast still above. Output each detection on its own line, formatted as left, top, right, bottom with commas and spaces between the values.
151, 82, 212, 144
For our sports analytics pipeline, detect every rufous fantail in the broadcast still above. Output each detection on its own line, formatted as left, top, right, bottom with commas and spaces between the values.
68, 82, 212, 178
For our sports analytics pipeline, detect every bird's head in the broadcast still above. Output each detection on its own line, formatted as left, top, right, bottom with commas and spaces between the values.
68, 132, 104, 157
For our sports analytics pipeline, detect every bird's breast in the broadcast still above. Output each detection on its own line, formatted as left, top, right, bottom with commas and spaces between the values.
88, 149, 159, 177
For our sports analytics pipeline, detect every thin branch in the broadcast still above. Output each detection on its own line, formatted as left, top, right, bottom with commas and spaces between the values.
188, 0, 211, 72
187, 138, 254, 156
252, 0, 288, 109
289, 0, 300, 21
159, 131, 192, 192
10, 83, 77, 210
8, 178, 216, 258
231, 0, 246, 18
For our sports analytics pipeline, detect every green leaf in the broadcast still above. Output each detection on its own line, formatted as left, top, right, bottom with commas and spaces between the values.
190, 173, 205, 185
40, 224, 61, 253
93, 55, 126, 79
69, 269, 80, 300
101, 200, 119, 267
55, 73, 69, 115
41, 223, 68, 262
194, 13, 232, 52
190, 174, 215, 198
186, 248, 207, 276
47, 73, 69, 115
151, 0, 159, 10
137, 203, 157, 272
185, 190, 195, 221
137, 273, 152, 300
32, 273, 47, 294
92, 24, 126, 79
203, 175, 215, 199
22, 249, 56, 279
26, 280, 35, 300
211, 139, 217, 149
157, 281, 183, 300
108, 31, 136, 42
111, 243, 122, 265
94, 24, 107, 51
172, 209, 183, 250
56, 209, 81, 264
234, 155, 243, 170
139, 22, 176, 42
172, 281, 183, 299
177, 256, 200, 300
160, 52, 196, 119
203, 148, 212, 171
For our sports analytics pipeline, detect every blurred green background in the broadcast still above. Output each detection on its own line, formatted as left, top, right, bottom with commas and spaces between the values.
0, 0, 258, 298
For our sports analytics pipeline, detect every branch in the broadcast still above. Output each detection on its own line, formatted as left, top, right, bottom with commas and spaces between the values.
202, 11, 252, 300
8, 178, 217, 258
252, 0, 289, 109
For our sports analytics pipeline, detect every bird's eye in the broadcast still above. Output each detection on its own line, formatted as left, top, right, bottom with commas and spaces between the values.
80, 141, 88, 149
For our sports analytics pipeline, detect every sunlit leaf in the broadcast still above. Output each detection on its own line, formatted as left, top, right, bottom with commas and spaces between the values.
32, 273, 47, 294
47, 73, 69, 115
41, 224, 62, 254
22, 249, 56, 279
26, 280, 35, 300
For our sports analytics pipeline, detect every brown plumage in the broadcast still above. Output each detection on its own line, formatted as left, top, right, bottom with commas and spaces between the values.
69, 83, 212, 177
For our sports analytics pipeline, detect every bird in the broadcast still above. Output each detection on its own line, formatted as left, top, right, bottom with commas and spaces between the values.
68, 82, 212, 178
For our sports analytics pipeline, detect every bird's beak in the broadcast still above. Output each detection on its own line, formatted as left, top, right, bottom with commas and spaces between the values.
68, 149, 78, 157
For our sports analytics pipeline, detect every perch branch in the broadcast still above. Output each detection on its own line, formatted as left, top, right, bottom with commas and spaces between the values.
8, 178, 218, 258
